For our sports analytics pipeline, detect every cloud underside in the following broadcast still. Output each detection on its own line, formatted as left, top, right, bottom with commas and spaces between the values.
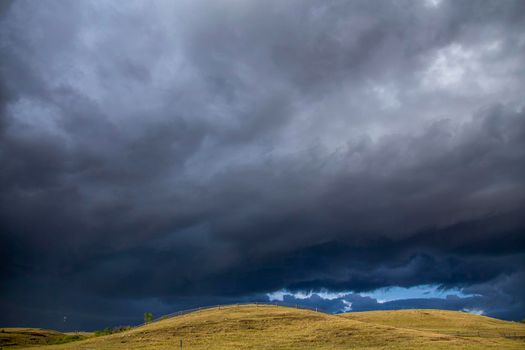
0, 0, 524, 328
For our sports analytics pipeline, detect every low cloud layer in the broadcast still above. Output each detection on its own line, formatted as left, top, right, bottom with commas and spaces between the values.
1, 0, 524, 330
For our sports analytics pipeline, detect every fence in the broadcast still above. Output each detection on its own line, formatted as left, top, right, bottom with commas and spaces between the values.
136, 301, 327, 328
135, 303, 525, 341
452, 331, 525, 339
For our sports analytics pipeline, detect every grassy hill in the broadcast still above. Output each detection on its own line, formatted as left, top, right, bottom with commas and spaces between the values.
7, 304, 525, 349
0, 328, 90, 348
341, 309, 525, 338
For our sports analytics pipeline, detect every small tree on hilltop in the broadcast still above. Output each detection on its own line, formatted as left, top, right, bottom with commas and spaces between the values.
144, 312, 153, 324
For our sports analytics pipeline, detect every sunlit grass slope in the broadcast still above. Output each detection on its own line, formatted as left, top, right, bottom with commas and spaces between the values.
0, 328, 90, 348
342, 309, 525, 338
16, 305, 525, 349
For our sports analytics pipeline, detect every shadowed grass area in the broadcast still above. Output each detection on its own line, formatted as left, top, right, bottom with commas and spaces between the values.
0, 328, 90, 348
9, 304, 524, 349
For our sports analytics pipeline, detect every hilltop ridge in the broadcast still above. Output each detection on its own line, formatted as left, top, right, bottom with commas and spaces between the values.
7, 304, 524, 349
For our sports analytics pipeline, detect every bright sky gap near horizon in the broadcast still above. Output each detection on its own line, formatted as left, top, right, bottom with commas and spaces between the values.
1, 0, 524, 331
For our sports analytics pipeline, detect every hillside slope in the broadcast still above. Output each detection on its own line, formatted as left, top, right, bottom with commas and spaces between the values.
342, 309, 525, 338
15, 304, 525, 350
0, 328, 89, 348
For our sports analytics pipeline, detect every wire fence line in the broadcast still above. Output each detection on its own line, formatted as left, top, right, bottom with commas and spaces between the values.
135, 301, 327, 328
452, 332, 525, 339
134, 303, 525, 340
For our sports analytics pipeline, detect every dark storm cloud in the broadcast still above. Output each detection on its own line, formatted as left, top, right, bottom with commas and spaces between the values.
1, 0, 524, 328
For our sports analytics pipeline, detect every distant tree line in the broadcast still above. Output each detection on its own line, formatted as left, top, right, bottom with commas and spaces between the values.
93, 311, 155, 337
94, 326, 131, 337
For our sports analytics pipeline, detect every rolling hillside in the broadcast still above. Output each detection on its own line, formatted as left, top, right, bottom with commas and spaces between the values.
8, 304, 525, 349
0, 328, 90, 348
341, 309, 525, 338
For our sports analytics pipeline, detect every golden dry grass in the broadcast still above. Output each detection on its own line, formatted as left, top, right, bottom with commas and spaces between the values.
341, 308, 525, 338
9, 304, 525, 349
0, 328, 90, 348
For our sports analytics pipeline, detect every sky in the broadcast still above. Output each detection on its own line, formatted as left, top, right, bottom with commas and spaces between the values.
0, 0, 524, 331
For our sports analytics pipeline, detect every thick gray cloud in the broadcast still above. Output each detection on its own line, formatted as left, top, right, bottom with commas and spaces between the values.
1, 0, 524, 329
